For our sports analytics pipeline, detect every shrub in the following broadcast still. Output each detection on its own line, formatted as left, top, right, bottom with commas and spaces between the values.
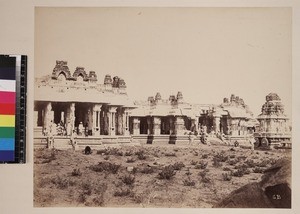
222, 172, 232, 181
140, 166, 155, 174
126, 157, 135, 163
199, 170, 211, 183
190, 160, 198, 165
81, 181, 92, 195
158, 165, 176, 180
172, 162, 185, 170
165, 152, 176, 157
253, 167, 264, 173
232, 169, 245, 177
121, 174, 135, 186
92, 195, 105, 206
114, 188, 133, 197
212, 158, 222, 168
227, 159, 239, 166
71, 168, 82, 176
104, 156, 109, 160
223, 167, 232, 171
202, 154, 209, 159
214, 151, 228, 162
135, 150, 147, 160
125, 150, 133, 156
258, 159, 270, 167
199, 160, 208, 169
183, 178, 196, 186
77, 192, 86, 203
245, 159, 256, 168
36, 149, 56, 164
229, 154, 236, 159
90, 162, 120, 174
51, 176, 74, 189
94, 183, 108, 195
198, 170, 207, 179
96, 149, 107, 155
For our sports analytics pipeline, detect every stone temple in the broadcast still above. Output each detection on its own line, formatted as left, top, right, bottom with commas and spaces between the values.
254, 93, 291, 148
34, 61, 290, 149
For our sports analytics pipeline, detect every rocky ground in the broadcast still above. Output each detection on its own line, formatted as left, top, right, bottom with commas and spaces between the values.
33, 143, 291, 207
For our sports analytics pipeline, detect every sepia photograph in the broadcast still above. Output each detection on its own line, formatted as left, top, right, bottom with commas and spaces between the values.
33, 7, 292, 208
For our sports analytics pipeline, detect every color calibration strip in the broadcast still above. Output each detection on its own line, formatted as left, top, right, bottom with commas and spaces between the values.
0, 55, 27, 163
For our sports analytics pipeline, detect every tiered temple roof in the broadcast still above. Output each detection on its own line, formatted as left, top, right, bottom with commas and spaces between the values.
35, 61, 134, 107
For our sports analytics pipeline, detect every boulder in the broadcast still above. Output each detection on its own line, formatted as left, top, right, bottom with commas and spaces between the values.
215, 158, 291, 208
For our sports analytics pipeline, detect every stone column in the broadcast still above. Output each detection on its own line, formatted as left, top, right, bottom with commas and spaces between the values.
213, 116, 221, 133
153, 117, 161, 135
43, 102, 54, 135
92, 104, 102, 136
108, 106, 117, 136
66, 103, 76, 135
174, 116, 185, 135
195, 116, 200, 133
34, 111, 38, 127
133, 118, 140, 135
123, 109, 130, 136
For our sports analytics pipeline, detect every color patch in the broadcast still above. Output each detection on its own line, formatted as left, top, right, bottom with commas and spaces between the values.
0, 91, 16, 103
0, 115, 15, 127
0, 103, 15, 115
0, 79, 16, 92
0, 138, 14, 150
0, 127, 15, 138
0, 151, 15, 161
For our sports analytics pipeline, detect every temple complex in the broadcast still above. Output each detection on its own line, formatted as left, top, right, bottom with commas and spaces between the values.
34, 61, 289, 149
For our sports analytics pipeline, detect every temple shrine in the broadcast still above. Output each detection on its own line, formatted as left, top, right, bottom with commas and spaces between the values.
254, 93, 291, 148
34, 61, 287, 149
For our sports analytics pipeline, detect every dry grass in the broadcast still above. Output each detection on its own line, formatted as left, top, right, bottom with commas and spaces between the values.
34, 144, 290, 207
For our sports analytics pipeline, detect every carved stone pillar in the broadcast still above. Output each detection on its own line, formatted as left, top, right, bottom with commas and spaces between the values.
133, 118, 140, 135
66, 103, 76, 135
174, 116, 185, 135
92, 104, 102, 136
122, 110, 130, 136
213, 116, 221, 133
153, 117, 161, 135
195, 116, 200, 133
34, 111, 38, 127
43, 102, 54, 135
108, 106, 117, 136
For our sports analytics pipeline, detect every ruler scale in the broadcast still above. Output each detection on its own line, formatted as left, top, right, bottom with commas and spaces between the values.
0, 55, 27, 163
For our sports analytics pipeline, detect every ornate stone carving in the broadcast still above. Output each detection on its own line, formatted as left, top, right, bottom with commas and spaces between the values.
73, 67, 88, 81
118, 78, 126, 88
261, 93, 285, 115
104, 74, 112, 85
51, 60, 72, 80
155, 92, 162, 101
88, 71, 97, 82
266, 93, 281, 102
112, 76, 120, 87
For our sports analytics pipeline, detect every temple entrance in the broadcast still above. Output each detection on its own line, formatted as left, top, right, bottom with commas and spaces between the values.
74, 102, 92, 136
140, 117, 148, 134
161, 117, 170, 134
52, 102, 69, 125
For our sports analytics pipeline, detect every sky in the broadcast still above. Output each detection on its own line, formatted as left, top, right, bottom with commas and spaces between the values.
35, 7, 292, 118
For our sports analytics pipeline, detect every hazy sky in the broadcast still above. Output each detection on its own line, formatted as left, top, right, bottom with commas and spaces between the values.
35, 7, 292, 118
